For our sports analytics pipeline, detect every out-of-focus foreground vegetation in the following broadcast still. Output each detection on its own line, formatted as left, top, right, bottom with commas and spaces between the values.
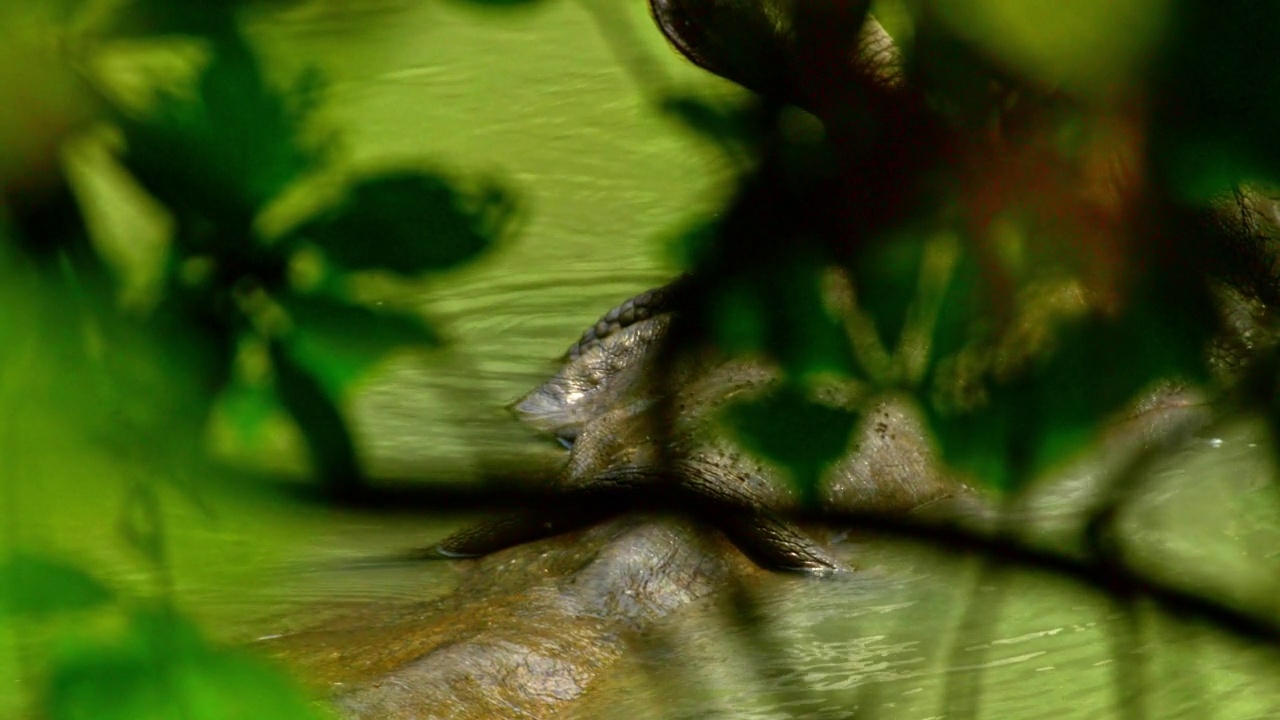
3, 0, 1280, 717
3, 0, 523, 717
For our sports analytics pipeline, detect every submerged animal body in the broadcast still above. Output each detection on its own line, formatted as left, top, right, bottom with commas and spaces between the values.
430, 3, 928, 575
436, 278, 961, 574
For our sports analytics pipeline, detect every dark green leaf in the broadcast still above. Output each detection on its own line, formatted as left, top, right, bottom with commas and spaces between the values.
851, 230, 928, 357
666, 215, 722, 270
925, 272, 1215, 491
0, 553, 113, 618
117, 40, 323, 237
281, 292, 439, 395
218, 377, 280, 446
722, 384, 862, 504
912, 239, 990, 380
661, 95, 755, 160
107, 0, 240, 37
288, 171, 513, 276
702, 256, 858, 380
268, 338, 362, 488
1150, 1, 1280, 198
909, 21, 1015, 130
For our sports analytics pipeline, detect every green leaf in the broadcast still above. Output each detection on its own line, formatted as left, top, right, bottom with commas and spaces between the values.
704, 256, 859, 381
271, 291, 435, 486
268, 338, 361, 487
661, 94, 755, 160
851, 229, 929, 357
932, 0, 1167, 97
281, 292, 439, 396
217, 378, 280, 446
924, 272, 1214, 491
1150, 1, 1280, 198
722, 384, 862, 504
666, 215, 722, 270
910, 22, 1013, 129
0, 553, 113, 619
45, 607, 330, 720
288, 171, 513, 276
117, 39, 323, 236
108, 0, 240, 37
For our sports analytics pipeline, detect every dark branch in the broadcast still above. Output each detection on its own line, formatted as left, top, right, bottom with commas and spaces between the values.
270, 475, 1280, 647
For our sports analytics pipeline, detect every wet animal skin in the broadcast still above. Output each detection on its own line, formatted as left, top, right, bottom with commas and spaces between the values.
436, 275, 962, 575
435, 7, 945, 573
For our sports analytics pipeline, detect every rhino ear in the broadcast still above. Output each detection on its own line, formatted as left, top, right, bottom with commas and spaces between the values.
511, 315, 674, 438
649, 1, 901, 97
853, 16, 904, 89
648, 0, 796, 96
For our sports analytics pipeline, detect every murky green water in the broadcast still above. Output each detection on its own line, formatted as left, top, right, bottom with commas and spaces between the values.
10, 1, 1279, 718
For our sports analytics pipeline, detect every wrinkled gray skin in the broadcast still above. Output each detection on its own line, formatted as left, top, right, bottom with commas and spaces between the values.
286, 271, 1236, 720
286, 275, 974, 720
434, 271, 964, 575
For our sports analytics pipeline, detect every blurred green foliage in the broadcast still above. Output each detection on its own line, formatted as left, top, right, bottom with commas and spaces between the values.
124, 30, 511, 494
45, 607, 327, 720
1, 0, 524, 716
725, 384, 862, 506
1151, 1, 1280, 199
55, 0, 521, 496
0, 554, 114, 620
5, 0, 1280, 716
